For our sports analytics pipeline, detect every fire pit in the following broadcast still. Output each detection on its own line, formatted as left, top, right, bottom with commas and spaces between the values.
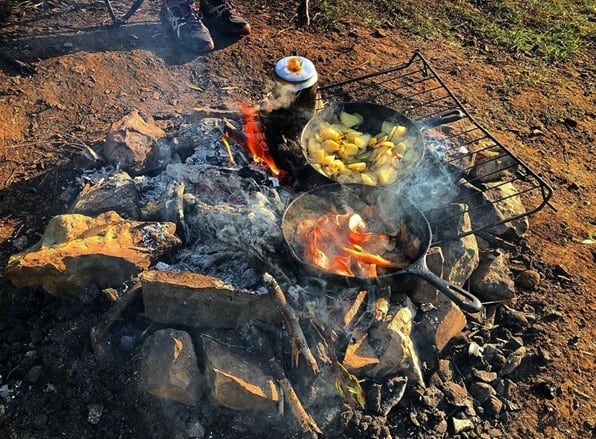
5, 51, 553, 438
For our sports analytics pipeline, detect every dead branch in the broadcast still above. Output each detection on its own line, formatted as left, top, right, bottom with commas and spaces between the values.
191, 106, 243, 120
263, 273, 320, 374
278, 377, 322, 436
304, 0, 310, 27
258, 338, 322, 436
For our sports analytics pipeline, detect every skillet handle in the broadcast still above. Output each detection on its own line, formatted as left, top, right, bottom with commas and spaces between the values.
418, 109, 465, 130
403, 259, 483, 313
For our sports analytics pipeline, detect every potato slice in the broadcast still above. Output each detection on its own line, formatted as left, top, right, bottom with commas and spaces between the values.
340, 111, 364, 128
348, 162, 367, 172
389, 125, 407, 141
353, 133, 372, 149
307, 137, 323, 156
360, 173, 377, 185
339, 142, 359, 159
312, 149, 335, 166
318, 123, 342, 141
322, 139, 341, 153
376, 166, 398, 185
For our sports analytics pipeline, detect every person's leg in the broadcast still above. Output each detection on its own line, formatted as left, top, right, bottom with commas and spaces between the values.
160, 0, 214, 52
200, 0, 250, 35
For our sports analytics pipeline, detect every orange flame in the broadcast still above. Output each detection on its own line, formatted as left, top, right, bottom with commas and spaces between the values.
295, 211, 410, 277
239, 103, 283, 176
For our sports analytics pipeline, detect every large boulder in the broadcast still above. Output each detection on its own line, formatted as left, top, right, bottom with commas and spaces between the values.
5, 211, 180, 296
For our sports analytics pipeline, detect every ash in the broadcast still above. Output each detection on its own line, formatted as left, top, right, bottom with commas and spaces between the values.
141, 118, 294, 290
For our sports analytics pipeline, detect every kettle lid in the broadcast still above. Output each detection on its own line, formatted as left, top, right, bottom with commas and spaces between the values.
275, 56, 317, 83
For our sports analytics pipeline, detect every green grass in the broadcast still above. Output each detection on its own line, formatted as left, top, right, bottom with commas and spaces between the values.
309, 0, 595, 62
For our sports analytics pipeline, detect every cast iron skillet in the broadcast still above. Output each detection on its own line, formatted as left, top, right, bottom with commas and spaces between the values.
281, 183, 483, 313
299, 102, 464, 186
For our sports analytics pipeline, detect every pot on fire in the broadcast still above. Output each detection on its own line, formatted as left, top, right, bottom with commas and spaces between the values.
281, 183, 483, 313
272, 55, 319, 116
300, 102, 464, 187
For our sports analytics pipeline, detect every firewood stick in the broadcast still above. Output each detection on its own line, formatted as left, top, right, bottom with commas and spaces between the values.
191, 106, 242, 120
223, 119, 248, 144
278, 377, 322, 436
263, 273, 320, 374
260, 344, 322, 436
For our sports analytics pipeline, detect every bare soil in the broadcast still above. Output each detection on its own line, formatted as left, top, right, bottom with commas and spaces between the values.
0, 1, 594, 438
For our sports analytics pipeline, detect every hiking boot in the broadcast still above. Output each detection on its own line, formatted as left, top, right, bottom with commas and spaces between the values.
161, 0, 214, 52
201, 0, 251, 35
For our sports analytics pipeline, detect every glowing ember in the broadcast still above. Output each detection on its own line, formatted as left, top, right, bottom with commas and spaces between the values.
295, 209, 412, 277
239, 103, 283, 176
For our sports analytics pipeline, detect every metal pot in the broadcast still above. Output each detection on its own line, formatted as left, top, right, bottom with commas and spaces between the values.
281, 183, 483, 313
272, 56, 319, 116
299, 102, 463, 186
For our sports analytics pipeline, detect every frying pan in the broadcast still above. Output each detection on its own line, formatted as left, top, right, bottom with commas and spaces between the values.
299, 102, 464, 186
281, 183, 483, 313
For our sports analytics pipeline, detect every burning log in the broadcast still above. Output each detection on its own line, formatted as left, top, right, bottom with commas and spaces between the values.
263, 273, 320, 374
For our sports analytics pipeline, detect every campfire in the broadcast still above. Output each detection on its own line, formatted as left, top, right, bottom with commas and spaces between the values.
5, 52, 552, 438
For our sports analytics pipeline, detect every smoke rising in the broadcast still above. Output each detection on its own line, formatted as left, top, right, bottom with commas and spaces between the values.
394, 137, 462, 214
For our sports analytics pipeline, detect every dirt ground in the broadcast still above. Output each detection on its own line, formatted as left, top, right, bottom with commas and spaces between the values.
0, 1, 594, 438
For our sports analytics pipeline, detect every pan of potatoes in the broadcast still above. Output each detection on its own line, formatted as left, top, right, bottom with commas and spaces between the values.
300, 102, 464, 186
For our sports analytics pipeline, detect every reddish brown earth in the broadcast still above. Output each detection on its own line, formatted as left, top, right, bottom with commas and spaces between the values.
0, 1, 594, 438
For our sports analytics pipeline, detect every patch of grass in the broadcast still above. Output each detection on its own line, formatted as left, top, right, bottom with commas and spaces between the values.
309, 0, 594, 62
311, 0, 385, 32
466, 0, 589, 61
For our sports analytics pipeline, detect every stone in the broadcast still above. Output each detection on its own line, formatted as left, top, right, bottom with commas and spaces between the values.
377, 376, 408, 417
469, 382, 496, 404
471, 369, 498, 383
470, 249, 515, 302
32, 414, 48, 430
442, 381, 470, 407
103, 110, 169, 176
200, 331, 280, 411
436, 418, 448, 434
5, 211, 180, 296
414, 294, 467, 359
140, 270, 280, 328
464, 181, 529, 237
452, 417, 474, 434
500, 346, 527, 376
342, 297, 424, 383
185, 420, 205, 438
441, 234, 480, 287
140, 181, 185, 222
424, 204, 480, 288
470, 143, 518, 183
71, 171, 141, 219
342, 333, 380, 373
517, 269, 540, 290
421, 385, 445, 409
87, 404, 103, 425
484, 394, 504, 416
139, 329, 203, 406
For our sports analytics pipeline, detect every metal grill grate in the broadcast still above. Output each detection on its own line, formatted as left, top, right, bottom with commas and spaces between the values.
317, 50, 553, 243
